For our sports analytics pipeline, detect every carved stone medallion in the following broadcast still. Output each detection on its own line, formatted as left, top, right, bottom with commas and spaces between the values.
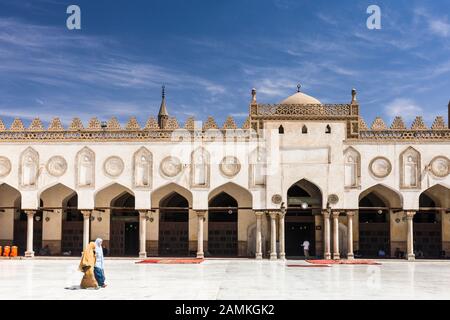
0, 156, 11, 177
369, 157, 392, 178
103, 156, 124, 178
430, 156, 449, 178
160, 156, 182, 178
271, 194, 282, 205
46, 156, 67, 177
327, 194, 339, 205
220, 156, 241, 178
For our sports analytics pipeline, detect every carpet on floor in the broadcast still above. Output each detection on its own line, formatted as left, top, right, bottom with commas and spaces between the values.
287, 264, 330, 268
135, 258, 204, 264
306, 259, 381, 265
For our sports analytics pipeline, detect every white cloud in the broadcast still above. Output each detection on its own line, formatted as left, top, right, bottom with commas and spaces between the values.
429, 19, 450, 37
384, 98, 423, 122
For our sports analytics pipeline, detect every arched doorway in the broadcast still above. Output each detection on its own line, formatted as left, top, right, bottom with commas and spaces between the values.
414, 189, 443, 258
61, 194, 83, 256
0, 184, 21, 252
286, 180, 322, 258
110, 192, 139, 257
208, 192, 238, 257
159, 192, 189, 256
358, 186, 398, 258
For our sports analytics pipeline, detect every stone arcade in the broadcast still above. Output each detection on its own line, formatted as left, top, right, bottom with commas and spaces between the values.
0, 86, 449, 261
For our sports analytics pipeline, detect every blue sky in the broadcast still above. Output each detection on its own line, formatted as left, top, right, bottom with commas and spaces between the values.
0, 0, 449, 128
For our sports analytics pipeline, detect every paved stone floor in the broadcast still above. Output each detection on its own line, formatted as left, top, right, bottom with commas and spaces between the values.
1, 258, 450, 300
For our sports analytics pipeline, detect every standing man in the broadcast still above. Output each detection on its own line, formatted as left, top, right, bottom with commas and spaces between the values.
301, 240, 310, 259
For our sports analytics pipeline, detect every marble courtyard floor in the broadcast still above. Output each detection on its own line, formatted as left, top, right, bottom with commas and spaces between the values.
1, 258, 450, 300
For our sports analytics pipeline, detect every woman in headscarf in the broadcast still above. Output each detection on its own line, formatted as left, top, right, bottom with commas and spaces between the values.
79, 242, 98, 289
94, 238, 107, 288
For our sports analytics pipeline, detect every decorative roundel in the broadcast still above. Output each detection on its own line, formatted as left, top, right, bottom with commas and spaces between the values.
220, 156, 241, 178
271, 194, 282, 205
0, 156, 11, 177
46, 156, 67, 177
103, 156, 124, 178
327, 194, 339, 205
369, 157, 392, 179
160, 156, 182, 178
430, 156, 449, 178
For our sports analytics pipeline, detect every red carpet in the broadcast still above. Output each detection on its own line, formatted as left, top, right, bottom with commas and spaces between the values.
136, 258, 204, 264
287, 264, 330, 268
306, 259, 381, 265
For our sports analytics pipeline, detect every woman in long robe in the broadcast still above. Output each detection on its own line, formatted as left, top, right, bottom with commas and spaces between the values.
79, 242, 98, 289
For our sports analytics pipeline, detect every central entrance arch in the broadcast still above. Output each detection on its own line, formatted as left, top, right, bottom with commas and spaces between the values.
286, 179, 322, 258
159, 192, 189, 256
208, 192, 238, 257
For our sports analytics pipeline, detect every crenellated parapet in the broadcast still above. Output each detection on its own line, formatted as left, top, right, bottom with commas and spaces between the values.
0, 115, 254, 142
359, 115, 450, 141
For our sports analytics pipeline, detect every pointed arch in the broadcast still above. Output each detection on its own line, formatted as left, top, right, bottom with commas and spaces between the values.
190, 147, 210, 188
287, 178, 323, 209
359, 184, 403, 208
208, 182, 252, 208
39, 183, 76, 208
0, 183, 21, 207
19, 147, 39, 189
94, 183, 134, 208
344, 147, 361, 189
302, 125, 308, 134
76, 147, 95, 188
420, 184, 450, 208
400, 146, 421, 189
133, 147, 153, 189
152, 183, 193, 209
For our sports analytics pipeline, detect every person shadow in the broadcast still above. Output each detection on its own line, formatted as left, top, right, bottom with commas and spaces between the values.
64, 285, 99, 290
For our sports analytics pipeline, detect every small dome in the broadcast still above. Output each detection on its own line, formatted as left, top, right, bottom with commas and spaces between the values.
280, 92, 321, 105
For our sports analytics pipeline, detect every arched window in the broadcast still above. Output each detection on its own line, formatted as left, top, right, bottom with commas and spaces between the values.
400, 147, 421, 189
344, 147, 361, 188
278, 125, 284, 134
302, 125, 308, 134
325, 125, 331, 134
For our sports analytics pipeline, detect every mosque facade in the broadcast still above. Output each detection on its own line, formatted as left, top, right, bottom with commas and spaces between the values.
0, 86, 449, 261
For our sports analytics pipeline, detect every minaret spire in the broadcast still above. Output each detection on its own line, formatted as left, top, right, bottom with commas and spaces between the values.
158, 85, 169, 129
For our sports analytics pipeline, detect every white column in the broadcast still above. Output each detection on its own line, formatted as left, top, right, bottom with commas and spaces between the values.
269, 211, 278, 261
406, 211, 416, 261
347, 211, 355, 260
81, 210, 91, 251
196, 210, 206, 259
323, 210, 331, 260
139, 210, 148, 258
25, 210, 36, 258
255, 211, 264, 260
278, 210, 286, 260
332, 211, 340, 260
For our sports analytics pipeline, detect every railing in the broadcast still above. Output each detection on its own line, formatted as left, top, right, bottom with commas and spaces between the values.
251, 104, 354, 117
359, 130, 450, 141
0, 129, 258, 142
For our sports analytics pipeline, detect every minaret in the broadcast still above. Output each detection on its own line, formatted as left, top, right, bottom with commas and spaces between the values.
158, 85, 169, 129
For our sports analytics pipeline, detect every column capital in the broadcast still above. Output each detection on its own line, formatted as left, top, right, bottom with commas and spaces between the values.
332, 211, 341, 218
322, 209, 331, 218
346, 210, 357, 217
81, 210, 92, 218
196, 210, 207, 218
268, 211, 279, 219
406, 211, 416, 219
254, 210, 265, 217
24, 210, 36, 217
139, 210, 151, 218
278, 211, 286, 219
